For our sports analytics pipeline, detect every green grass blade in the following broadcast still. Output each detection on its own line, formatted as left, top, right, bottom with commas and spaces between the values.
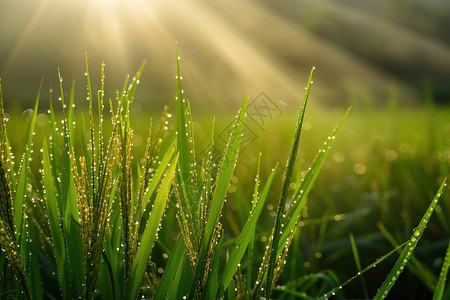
102, 169, 123, 300
175, 50, 190, 183
203, 93, 248, 254
126, 60, 146, 106
41, 139, 70, 299
246, 153, 262, 300
13, 86, 40, 295
205, 234, 224, 299
28, 223, 43, 300
349, 233, 369, 300
14, 84, 40, 242
154, 236, 188, 299
85, 56, 98, 199
217, 161, 278, 298
61, 109, 85, 299
97, 63, 105, 159
142, 139, 176, 210
54, 69, 85, 298
433, 241, 450, 300
227, 279, 237, 300
321, 241, 408, 299
0, 82, 15, 242
124, 153, 178, 299
0, 218, 30, 299
188, 94, 248, 299
98, 251, 115, 300
266, 67, 314, 299
373, 178, 447, 300
84, 54, 93, 113
67, 80, 76, 141
280, 107, 351, 250
4, 132, 16, 194
121, 60, 146, 131
47, 89, 62, 195
168, 246, 193, 300
377, 222, 437, 291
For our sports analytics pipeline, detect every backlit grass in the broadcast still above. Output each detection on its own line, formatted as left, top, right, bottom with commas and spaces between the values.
0, 55, 448, 299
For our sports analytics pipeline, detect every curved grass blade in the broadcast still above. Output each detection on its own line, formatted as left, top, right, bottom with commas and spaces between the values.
433, 241, 450, 300
216, 160, 278, 298
373, 178, 447, 300
124, 153, 179, 299
265, 67, 314, 299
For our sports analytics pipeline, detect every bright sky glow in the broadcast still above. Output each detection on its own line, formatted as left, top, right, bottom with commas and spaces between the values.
0, 0, 449, 108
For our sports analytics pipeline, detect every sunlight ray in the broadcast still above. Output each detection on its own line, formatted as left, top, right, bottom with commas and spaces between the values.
2, 0, 52, 75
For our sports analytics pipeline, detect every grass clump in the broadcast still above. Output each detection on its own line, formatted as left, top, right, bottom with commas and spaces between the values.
0, 53, 448, 300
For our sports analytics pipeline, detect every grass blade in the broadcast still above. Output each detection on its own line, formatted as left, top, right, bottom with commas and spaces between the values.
123, 60, 146, 130
142, 140, 176, 210
0, 81, 15, 251
245, 154, 261, 300
175, 50, 190, 183
349, 233, 369, 300
280, 107, 351, 252
41, 139, 70, 299
58, 71, 85, 298
373, 178, 447, 300
433, 241, 450, 300
205, 234, 224, 299
377, 222, 437, 291
265, 67, 314, 299
14, 84, 40, 242
321, 241, 408, 299
217, 160, 278, 298
0, 218, 30, 299
188, 94, 248, 298
153, 236, 188, 299
124, 153, 179, 299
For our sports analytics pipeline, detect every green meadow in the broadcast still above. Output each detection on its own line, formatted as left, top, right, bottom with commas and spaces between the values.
0, 57, 449, 299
